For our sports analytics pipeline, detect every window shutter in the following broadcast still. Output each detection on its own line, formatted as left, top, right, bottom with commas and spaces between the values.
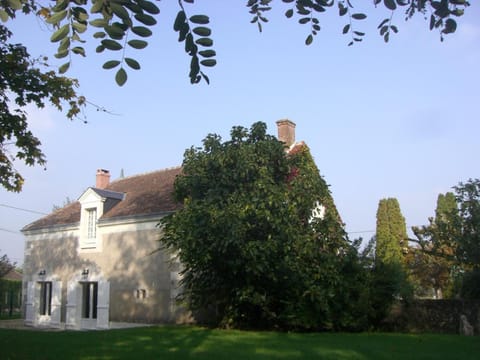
24, 281, 35, 325
65, 281, 78, 329
96, 280, 110, 329
50, 281, 62, 327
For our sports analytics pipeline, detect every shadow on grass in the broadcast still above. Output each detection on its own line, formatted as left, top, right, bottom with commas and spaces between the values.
0, 326, 479, 360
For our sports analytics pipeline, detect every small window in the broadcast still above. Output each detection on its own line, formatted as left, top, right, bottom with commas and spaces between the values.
135, 289, 147, 300
87, 208, 97, 239
39, 282, 52, 316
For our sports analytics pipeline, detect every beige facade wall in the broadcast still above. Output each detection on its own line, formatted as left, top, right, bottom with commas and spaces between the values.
23, 217, 188, 327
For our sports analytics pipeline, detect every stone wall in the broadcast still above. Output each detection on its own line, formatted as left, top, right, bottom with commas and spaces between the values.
382, 299, 480, 335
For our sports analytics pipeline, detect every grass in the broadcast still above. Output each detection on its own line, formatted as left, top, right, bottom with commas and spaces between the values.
0, 325, 479, 360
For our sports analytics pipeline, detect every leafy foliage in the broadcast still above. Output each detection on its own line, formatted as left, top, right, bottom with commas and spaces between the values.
0, 1, 471, 85
412, 179, 480, 299
375, 198, 408, 266
409, 193, 458, 298
160, 122, 369, 330
0, 252, 15, 278
0, 25, 84, 192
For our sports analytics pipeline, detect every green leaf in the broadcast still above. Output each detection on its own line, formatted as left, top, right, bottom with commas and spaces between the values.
91, 0, 103, 13
58, 37, 70, 52
0, 9, 9, 22
443, 18, 457, 34
103, 60, 121, 69
101, 39, 123, 51
351, 13, 367, 20
342, 24, 350, 34
135, 13, 157, 26
305, 34, 313, 45
72, 22, 87, 34
299, 17, 310, 24
178, 22, 188, 42
58, 61, 70, 74
200, 71, 210, 85
125, 58, 141, 70
189, 15, 209, 24
200, 59, 216, 67
96, 45, 105, 53
174, 11, 186, 31
195, 38, 213, 47
285, 9, 294, 18
52, 0, 69, 12
90, 18, 109, 28
115, 67, 128, 86
105, 24, 125, 39
138, 0, 160, 15
384, 0, 397, 11
189, 56, 200, 83
378, 18, 389, 29
128, 39, 148, 49
192, 27, 211, 37
131, 26, 153, 37
54, 50, 69, 59
199, 49, 216, 58
74, 9, 89, 22
46, 10, 68, 25
7, 0, 22, 10
185, 33, 196, 55
93, 31, 106, 39
71, 46, 86, 57
50, 24, 70, 43
110, 3, 130, 23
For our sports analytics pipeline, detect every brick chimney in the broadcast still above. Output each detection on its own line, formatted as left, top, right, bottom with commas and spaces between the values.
96, 169, 110, 189
276, 119, 296, 147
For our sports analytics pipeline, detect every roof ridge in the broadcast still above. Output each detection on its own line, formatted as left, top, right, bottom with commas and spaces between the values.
108, 165, 182, 185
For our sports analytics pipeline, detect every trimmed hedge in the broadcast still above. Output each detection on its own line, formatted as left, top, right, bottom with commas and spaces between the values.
383, 299, 480, 335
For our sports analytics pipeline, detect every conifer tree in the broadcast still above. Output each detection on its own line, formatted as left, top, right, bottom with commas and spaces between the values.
375, 198, 408, 265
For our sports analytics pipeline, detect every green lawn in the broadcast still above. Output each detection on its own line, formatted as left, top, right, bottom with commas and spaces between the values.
0, 325, 478, 360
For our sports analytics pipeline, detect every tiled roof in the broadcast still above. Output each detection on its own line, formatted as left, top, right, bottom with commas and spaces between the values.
1, 269, 22, 281
22, 167, 182, 232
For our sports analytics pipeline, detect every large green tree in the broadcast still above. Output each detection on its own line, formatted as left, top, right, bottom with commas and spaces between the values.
409, 192, 458, 298
0, 24, 84, 192
375, 197, 408, 266
160, 122, 361, 330
413, 179, 480, 298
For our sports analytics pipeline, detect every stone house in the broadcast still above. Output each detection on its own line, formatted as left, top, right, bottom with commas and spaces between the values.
21, 166, 186, 329
21, 120, 303, 330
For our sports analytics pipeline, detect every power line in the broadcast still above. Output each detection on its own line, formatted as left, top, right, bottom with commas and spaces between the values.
0, 227, 21, 234
0, 203, 48, 215
348, 230, 375, 234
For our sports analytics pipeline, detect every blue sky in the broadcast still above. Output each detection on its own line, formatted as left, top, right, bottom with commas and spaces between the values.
1, 2, 479, 265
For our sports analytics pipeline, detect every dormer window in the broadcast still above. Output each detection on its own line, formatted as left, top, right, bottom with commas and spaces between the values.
87, 208, 97, 239
78, 186, 124, 251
